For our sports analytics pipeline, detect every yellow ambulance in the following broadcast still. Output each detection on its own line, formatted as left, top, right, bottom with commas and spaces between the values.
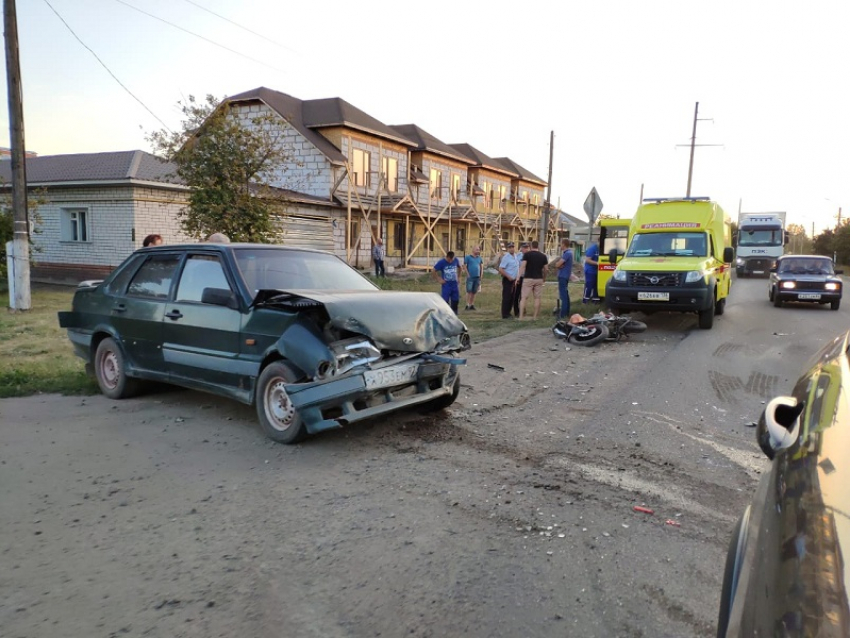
605, 197, 733, 329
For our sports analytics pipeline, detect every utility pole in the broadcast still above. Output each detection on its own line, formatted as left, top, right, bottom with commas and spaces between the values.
4, 0, 31, 310
685, 102, 699, 198
542, 131, 554, 251
678, 102, 722, 198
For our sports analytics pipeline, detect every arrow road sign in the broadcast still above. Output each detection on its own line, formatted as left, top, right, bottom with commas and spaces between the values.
584, 187, 603, 224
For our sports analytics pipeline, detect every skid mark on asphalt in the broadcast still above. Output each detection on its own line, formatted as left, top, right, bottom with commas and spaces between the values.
712, 342, 763, 358
709, 370, 778, 403
548, 457, 735, 523
636, 410, 766, 476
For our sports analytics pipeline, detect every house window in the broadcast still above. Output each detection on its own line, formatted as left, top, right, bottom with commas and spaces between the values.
498, 185, 506, 206
451, 174, 461, 200
489, 187, 496, 210
393, 221, 404, 251
456, 228, 466, 252
522, 190, 529, 202
348, 220, 360, 248
429, 168, 442, 198
480, 180, 488, 206
62, 208, 90, 242
382, 157, 398, 192
352, 149, 370, 187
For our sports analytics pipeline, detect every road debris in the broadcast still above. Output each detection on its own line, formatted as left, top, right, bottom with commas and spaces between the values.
665, 519, 681, 528
632, 506, 654, 515
487, 363, 505, 371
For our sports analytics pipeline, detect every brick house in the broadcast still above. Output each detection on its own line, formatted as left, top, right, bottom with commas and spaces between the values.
0, 150, 190, 283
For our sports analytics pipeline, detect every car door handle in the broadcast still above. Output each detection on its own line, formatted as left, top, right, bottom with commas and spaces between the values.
165, 310, 183, 320
113, 304, 126, 313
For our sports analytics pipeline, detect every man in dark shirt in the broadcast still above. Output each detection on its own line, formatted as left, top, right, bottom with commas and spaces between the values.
518, 240, 549, 320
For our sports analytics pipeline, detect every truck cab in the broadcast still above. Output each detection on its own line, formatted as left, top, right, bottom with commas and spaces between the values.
606, 198, 734, 329
597, 218, 631, 300
735, 212, 787, 277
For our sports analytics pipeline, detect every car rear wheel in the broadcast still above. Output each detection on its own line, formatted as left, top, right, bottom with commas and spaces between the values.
94, 337, 141, 399
831, 299, 841, 310
256, 362, 307, 444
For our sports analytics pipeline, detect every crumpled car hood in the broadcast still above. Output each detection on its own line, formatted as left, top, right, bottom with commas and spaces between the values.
283, 290, 468, 352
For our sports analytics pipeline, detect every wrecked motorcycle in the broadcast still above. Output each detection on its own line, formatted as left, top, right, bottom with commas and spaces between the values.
552, 313, 646, 347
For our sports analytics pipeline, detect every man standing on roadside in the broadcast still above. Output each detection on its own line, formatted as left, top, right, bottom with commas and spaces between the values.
433, 250, 461, 314
463, 246, 484, 310
372, 238, 386, 277
518, 240, 549, 320
555, 237, 574, 319
497, 242, 522, 319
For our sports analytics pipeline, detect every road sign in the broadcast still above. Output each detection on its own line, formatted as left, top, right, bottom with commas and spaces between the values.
584, 187, 603, 224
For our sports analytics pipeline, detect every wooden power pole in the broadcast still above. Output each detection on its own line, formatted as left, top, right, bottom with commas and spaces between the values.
4, 0, 31, 310
541, 131, 554, 250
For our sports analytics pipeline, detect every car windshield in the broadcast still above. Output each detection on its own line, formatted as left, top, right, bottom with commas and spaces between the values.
778, 258, 834, 275
234, 248, 379, 293
627, 232, 708, 257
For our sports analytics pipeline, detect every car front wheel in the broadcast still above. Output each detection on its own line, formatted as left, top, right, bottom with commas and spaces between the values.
256, 361, 307, 444
773, 289, 782, 308
94, 337, 140, 399
832, 299, 841, 311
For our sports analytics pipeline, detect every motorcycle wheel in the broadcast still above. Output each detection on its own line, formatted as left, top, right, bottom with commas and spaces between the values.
622, 319, 647, 334
568, 324, 609, 346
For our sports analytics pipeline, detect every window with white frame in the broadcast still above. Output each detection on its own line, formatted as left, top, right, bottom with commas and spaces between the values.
61, 208, 90, 242
429, 168, 442, 198
498, 185, 506, 207
382, 157, 398, 192
352, 149, 370, 187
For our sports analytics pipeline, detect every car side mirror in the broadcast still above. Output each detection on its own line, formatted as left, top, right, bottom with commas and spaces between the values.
836, 269, 844, 275
201, 287, 239, 309
723, 247, 734, 263
608, 249, 621, 262
769, 266, 777, 273
756, 396, 805, 460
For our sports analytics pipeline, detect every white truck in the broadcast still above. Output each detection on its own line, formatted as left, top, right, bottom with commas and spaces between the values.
735, 212, 787, 277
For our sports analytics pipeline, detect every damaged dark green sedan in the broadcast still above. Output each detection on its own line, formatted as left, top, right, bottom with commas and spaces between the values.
58, 244, 470, 443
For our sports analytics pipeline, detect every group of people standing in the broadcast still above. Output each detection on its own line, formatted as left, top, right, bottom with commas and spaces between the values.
377, 236, 601, 319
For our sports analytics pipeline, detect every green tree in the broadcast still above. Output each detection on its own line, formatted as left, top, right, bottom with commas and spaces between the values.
0, 187, 45, 282
147, 95, 292, 243
785, 223, 809, 254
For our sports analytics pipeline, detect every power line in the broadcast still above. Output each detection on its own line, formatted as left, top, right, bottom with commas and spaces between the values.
42, 0, 172, 132
181, 0, 298, 54
114, 0, 290, 74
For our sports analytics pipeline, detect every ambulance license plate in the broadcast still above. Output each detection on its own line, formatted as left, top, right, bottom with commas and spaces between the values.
638, 292, 670, 301
798, 293, 821, 300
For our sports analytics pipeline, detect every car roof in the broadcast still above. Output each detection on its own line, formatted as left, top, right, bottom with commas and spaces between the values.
139, 243, 331, 256
778, 254, 831, 260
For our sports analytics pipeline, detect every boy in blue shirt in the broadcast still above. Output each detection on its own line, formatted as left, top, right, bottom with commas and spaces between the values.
433, 251, 461, 314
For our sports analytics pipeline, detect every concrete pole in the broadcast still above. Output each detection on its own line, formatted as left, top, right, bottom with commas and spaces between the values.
4, 0, 31, 310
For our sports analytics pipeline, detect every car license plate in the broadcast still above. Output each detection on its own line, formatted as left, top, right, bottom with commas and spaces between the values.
364, 363, 419, 389
798, 293, 821, 300
638, 292, 670, 301
753, 270, 764, 274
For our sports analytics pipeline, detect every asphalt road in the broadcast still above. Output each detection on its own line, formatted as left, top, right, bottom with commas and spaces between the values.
2, 274, 847, 638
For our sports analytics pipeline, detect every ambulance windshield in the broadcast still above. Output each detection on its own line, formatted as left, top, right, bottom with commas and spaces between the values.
627, 232, 708, 257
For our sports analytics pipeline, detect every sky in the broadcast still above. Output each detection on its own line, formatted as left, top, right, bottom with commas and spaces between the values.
2, 0, 849, 235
